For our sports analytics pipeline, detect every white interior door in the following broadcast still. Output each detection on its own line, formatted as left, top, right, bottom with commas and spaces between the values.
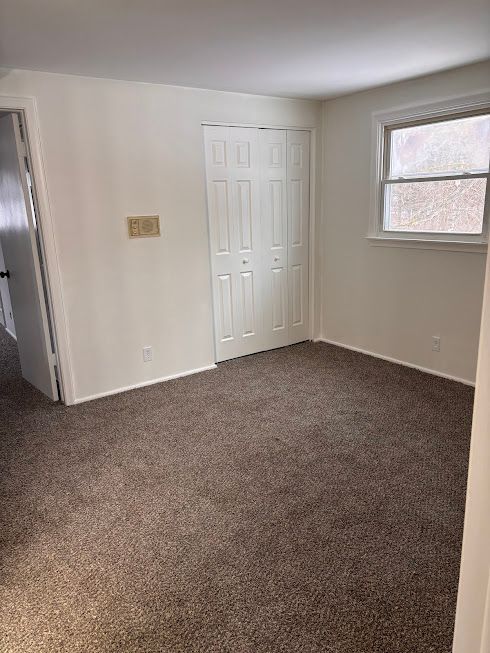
204, 125, 264, 362
287, 130, 310, 344
259, 129, 289, 350
204, 125, 310, 363
0, 113, 58, 399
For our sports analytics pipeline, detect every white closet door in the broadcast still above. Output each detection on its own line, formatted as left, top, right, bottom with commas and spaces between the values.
204, 126, 263, 362
259, 129, 289, 350
287, 130, 310, 344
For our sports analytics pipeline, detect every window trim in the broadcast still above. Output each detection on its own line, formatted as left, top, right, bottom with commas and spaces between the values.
368, 93, 490, 252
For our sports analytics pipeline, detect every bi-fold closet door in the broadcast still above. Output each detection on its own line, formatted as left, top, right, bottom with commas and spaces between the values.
204, 125, 310, 363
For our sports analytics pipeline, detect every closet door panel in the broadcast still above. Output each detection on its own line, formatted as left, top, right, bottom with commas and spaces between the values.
205, 126, 311, 361
259, 129, 289, 350
271, 267, 287, 331
204, 125, 263, 361
230, 127, 263, 354
287, 130, 310, 343
217, 273, 234, 342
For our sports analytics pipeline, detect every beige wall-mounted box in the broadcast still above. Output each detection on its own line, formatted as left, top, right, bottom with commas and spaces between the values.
127, 215, 161, 238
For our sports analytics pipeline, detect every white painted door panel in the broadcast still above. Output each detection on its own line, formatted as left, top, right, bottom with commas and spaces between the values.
204, 125, 263, 362
287, 130, 310, 344
259, 129, 289, 350
0, 113, 58, 399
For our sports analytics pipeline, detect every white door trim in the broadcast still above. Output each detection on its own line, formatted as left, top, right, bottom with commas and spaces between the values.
202, 121, 317, 360
0, 94, 75, 404
308, 127, 317, 342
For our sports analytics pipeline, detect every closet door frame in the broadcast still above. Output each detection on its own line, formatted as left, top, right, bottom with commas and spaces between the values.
202, 121, 317, 364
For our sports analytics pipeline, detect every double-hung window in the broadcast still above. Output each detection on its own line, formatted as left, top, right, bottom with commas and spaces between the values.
372, 104, 490, 247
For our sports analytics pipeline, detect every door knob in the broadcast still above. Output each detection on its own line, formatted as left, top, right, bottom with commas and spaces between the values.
242, 258, 249, 264
274, 256, 280, 262
0, 270, 9, 279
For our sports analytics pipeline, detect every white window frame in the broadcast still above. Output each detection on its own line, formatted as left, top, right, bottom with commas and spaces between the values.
368, 93, 490, 253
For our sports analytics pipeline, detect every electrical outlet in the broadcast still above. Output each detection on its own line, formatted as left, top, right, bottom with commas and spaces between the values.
432, 336, 441, 352
142, 346, 152, 362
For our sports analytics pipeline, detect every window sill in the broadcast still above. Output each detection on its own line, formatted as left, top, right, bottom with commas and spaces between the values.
367, 236, 488, 253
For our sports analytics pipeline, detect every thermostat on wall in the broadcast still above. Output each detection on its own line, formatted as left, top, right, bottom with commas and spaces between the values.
127, 215, 161, 238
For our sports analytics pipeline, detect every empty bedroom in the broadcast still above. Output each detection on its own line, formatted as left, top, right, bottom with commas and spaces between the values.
0, 1, 489, 652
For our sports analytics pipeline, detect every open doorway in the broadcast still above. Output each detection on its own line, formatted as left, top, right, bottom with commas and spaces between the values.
0, 110, 62, 401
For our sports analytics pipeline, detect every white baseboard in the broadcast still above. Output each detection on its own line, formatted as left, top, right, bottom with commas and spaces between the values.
314, 337, 475, 387
73, 363, 217, 404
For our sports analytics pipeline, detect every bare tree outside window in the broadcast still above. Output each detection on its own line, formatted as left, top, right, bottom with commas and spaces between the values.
382, 113, 490, 235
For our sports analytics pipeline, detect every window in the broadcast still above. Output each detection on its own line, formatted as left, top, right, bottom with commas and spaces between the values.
371, 102, 490, 248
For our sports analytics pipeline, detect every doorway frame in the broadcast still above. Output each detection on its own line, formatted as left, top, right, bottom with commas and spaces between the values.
0, 94, 75, 404
201, 121, 318, 363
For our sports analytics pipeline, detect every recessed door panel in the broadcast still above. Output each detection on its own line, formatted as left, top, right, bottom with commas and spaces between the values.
291, 264, 303, 326
271, 267, 286, 331
269, 143, 283, 167
290, 143, 303, 168
217, 274, 234, 341
211, 140, 227, 167
290, 179, 303, 247
240, 271, 256, 336
269, 180, 285, 249
235, 142, 251, 168
211, 180, 231, 254
237, 180, 252, 252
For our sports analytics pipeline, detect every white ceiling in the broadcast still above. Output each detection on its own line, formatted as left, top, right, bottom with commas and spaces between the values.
0, 0, 489, 99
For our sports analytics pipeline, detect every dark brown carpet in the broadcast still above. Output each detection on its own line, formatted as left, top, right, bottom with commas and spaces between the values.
0, 326, 473, 653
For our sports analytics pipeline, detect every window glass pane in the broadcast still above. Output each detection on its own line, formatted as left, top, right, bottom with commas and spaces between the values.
384, 178, 487, 234
389, 114, 490, 178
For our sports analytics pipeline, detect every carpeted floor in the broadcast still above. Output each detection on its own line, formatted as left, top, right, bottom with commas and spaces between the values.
0, 326, 473, 653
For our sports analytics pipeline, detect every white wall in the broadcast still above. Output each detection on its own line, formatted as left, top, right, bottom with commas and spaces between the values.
453, 223, 490, 652
0, 63, 485, 400
0, 234, 16, 336
0, 69, 322, 402
320, 61, 490, 384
